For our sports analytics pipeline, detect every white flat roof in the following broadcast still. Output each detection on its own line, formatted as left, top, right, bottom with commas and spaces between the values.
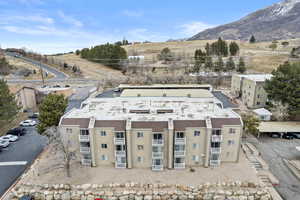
64, 97, 240, 121
118, 84, 213, 91
234, 74, 273, 82
259, 122, 300, 133
253, 108, 272, 116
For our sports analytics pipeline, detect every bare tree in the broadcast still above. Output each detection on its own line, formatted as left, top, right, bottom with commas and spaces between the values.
43, 126, 76, 177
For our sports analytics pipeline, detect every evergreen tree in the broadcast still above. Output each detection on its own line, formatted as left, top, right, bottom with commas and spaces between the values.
204, 56, 213, 71
0, 80, 19, 123
264, 62, 300, 118
229, 42, 240, 56
158, 48, 174, 62
37, 94, 68, 134
249, 35, 256, 43
214, 56, 224, 72
225, 57, 236, 71
205, 43, 211, 56
237, 57, 246, 73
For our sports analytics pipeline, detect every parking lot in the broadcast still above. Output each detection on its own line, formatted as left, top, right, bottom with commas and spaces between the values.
246, 135, 300, 200
0, 125, 47, 197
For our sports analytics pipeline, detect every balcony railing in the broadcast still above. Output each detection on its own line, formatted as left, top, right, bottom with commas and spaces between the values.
114, 137, 125, 145
174, 151, 185, 157
210, 160, 221, 166
211, 147, 221, 154
79, 134, 90, 142
81, 159, 92, 166
152, 139, 164, 146
174, 162, 185, 169
211, 135, 223, 142
80, 146, 91, 154
115, 150, 126, 157
175, 137, 186, 144
152, 165, 163, 171
152, 152, 163, 158
115, 162, 126, 168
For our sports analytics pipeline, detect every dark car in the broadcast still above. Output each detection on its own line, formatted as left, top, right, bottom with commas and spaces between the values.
19, 195, 34, 200
282, 133, 294, 140
7, 127, 26, 136
290, 133, 300, 139
269, 132, 281, 138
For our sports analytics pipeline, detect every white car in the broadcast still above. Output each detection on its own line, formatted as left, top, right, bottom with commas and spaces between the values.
0, 139, 9, 148
0, 135, 18, 142
20, 120, 37, 127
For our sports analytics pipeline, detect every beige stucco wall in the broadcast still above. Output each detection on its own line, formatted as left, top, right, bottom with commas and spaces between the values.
18, 88, 37, 111
231, 75, 243, 96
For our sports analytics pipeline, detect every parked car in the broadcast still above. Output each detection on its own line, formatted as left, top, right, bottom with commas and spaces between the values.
282, 133, 294, 140
290, 133, 300, 139
28, 112, 39, 119
7, 127, 26, 136
19, 195, 34, 200
269, 132, 281, 138
20, 120, 37, 127
0, 139, 9, 148
0, 135, 18, 142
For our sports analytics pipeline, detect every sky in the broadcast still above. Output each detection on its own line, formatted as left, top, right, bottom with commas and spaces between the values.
0, 0, 281, 54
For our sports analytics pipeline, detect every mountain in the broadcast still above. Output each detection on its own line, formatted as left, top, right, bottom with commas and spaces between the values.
189, 0, 300, 41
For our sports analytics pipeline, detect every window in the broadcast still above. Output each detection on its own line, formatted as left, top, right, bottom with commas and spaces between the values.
100, 131, 106, 136
153, 133, 163, 140
192, 143, 198, 149
228, 140, 235, 146
192, 155, 199, 161
176, 132, 184, 138
115, 132, 124, 138
137, 145, 144, 150
257, 102, 261, 105
101, 155, 108, 160
80, 129, 89, 135
137, 156, 143, 163
194, 131, 200, 136
101, 144, 108, 149
116, 145, 125, 151
137, 132, 143, 138
66, 128, 72, 133
257, 94, 260, 98
229, 128, 236, 134
174, 144, 185, 151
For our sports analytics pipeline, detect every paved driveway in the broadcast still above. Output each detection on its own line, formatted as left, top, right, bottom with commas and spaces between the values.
246, 135, 300, 200
0, 126, 47, 197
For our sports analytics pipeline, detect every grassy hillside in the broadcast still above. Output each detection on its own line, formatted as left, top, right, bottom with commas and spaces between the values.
123, 39, 300, 73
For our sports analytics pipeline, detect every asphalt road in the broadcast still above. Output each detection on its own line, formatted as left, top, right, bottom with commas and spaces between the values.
246, 136, 300, 200
0, 126, 48, 198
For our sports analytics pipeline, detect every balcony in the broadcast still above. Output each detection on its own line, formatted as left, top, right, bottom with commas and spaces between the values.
115, 162, 126, 168
114, 137, 125, 145
80, 146, 91, 154
211, 135, 223, 142
152, 165, 163, 171
152, 152, 163, 158
152, 139, 164, 146
175, 137, 186, 144
115, 150, 126, 157
211, 147, 221, 154
81, 159, 92, 166
79, 134, 90, 142
174, 162, 185, 169
174, 151, 185, 157
210, 160, 221, 166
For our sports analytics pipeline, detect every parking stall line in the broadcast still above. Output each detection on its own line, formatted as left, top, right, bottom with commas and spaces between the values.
0, 161, 27, 166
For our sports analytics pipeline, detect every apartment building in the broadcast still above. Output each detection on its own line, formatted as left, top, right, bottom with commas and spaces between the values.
59, 93, 243, 171
231, 74, 272, 109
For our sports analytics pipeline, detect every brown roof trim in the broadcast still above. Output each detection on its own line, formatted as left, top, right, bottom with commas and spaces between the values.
129, 110, 150, 114
61, 118, 90, 128
174, 120, 206, 131
131, 121, 168, 132
94, 120, 126, 131
211, 118, 242, 129
157, 109, 174, 113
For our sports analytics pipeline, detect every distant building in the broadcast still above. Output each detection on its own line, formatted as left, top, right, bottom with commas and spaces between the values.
253, 108, 272, 121
128, 56, 145, 60
59, 92, 243, 170
13, 86, 38, 111
231, 74, 272, 109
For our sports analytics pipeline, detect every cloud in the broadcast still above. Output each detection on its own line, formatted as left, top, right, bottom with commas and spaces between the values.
122, 10, 144, 17
180, 21, 215, 36
58, 11, 83, 27
0, 14, 54, 25
17, 0, 44, 5
126, 28, 169, 42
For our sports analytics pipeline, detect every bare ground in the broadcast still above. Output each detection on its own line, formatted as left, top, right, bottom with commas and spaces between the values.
21, 144, 259, 186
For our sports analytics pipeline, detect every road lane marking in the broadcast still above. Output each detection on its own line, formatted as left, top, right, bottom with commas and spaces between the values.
0, 161, 28, 166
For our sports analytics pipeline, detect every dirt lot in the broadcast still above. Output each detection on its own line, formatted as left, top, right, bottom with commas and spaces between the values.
5, 56, 53, 80
50, 54, 125, 80
21, 145, 259, 186
124, 39, 300, 73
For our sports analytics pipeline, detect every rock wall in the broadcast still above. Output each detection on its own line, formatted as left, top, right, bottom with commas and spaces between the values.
9, 182, 272, 200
